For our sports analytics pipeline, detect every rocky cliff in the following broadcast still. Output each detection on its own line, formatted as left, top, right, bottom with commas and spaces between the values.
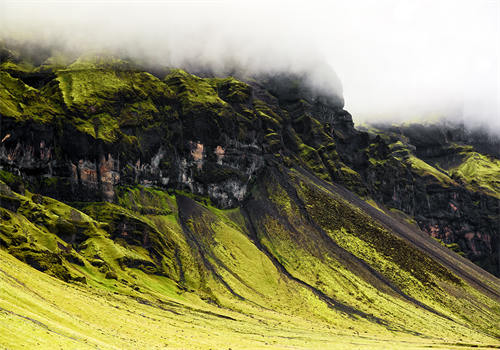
353, 123, 500, 276
2, 50, 497, 276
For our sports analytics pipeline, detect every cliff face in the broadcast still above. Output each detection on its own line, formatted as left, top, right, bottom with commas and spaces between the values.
352, 123, 500, 276
0, 54, 350, 207
1, 45, 500, 348
0, 48, 499, 277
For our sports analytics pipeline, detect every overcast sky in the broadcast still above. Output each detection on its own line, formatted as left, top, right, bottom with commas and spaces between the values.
1, 0, 499, 130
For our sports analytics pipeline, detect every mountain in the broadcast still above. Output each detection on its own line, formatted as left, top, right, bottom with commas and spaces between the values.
0, 44, 499, 349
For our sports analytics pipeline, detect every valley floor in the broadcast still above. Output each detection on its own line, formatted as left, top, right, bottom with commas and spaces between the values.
1, 250, 498, 350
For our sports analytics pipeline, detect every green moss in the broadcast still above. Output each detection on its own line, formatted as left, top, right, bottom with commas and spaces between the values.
340, 165, 359, 177
171, 190, 211, 206
50, 63, 174, 142
74, 201, 185, 281
0, 169, 24, 193
253, 99, 282, 126
57, 68, 163, 110
0, 60, 35, 73
298, 144, 330, 180
264, 132, 282, 150
0, 71, 59, 122
292, 172, 460, 287
164, 69, 225, 112
212, 76, 251, 103
365, 198, 385, 213
446, 243, 465, 256
78, 202, 155, 235
0, 191, 90, 282
71, 113, 120, 142
118, 100, 159, 127
389, 141, 405, 150
368, 157, 389, 166
7, 246, 76, 281
67, 55, 134, 71
405, 155, 457, 187
0, 170, 17, 185
115, 185, 175, 215
432, 237, 466, 256
450, 152, 500, 198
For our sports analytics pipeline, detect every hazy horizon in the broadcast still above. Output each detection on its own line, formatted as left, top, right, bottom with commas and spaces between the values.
1, 0, 498, 131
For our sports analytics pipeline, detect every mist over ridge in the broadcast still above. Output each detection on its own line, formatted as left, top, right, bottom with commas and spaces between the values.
0, 0, 498, 132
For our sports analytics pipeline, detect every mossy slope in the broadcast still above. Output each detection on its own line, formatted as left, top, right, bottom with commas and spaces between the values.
1, 168, 499, 348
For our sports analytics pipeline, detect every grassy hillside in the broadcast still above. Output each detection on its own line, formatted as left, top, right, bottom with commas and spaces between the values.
2, 247, 499, 350
1, 170, 499, 349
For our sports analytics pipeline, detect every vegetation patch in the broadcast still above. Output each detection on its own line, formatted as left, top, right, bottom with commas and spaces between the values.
450, 152, 500, 198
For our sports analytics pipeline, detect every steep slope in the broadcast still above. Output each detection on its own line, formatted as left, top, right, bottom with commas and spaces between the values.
356, 123, 500, 275
1, 170, 499, 348
0, 46, 499, 348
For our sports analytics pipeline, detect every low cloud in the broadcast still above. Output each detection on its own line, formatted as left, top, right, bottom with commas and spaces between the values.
1, 0, 498, 131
